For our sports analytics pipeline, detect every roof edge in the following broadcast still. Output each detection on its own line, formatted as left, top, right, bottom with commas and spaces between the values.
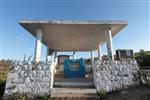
19, 20, 128, 25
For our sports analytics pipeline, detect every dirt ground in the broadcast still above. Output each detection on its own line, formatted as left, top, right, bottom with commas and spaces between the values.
0, 85, 150, 100
101, 85, 150, 100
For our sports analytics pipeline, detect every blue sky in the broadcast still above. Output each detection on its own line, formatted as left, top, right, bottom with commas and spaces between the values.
0, 0, 150, 61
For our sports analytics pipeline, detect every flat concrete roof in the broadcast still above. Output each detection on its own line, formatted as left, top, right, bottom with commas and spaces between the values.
19, 20, 127, 51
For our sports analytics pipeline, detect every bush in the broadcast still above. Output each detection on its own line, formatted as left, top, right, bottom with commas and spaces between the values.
97, 90, 107, 97
135, 50, 150, 67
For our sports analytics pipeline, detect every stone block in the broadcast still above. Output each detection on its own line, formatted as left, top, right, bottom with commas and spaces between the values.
16, 84, 26, 93
44, 70, 51, 76
43, 77, 51, 83
7, 73, 18, 79
28, 70, 36, 77
36, 70, 45, 77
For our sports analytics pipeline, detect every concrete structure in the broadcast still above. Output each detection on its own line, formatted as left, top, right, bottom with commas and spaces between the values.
73, 51, 76, 59
91, 51, 94, 62
19, 20, 127, 62
34, 28, 42, 63
5, 20, 145, 97
107, 28, 114, 60
98, 44, 102, 60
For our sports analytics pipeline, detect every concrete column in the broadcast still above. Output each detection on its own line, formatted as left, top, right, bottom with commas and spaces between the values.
73, 51, 76, 59
46, 47, 49, 62
91, 51, 94, 62
54, 51, 57, 58
34, 28, 42, 63
106, 28, 114, 60
54, 51, 57, 62
98, 44, 102, 60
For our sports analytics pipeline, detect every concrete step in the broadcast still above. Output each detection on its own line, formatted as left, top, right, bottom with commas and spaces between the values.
52, 87, 97, 94
54, 82, 94, 87
51, 88, 100, 100
51, 93, 100, 100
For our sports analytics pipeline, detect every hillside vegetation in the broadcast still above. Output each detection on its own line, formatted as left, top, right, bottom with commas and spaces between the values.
135, 50, 150, 68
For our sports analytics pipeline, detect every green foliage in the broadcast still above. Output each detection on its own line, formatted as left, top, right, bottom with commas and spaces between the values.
97, 90, 107, 97
135, 50, 150, 67
0, 60, 10, 96
35, 94, 50, 100
14, 94, 26, 100
0, 60, 10, 82
143, 83, 150, 88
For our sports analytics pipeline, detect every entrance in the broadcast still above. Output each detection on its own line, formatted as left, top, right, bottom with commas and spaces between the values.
53, 55, 94, 87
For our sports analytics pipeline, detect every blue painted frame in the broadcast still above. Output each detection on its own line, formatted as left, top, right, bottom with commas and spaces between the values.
64, 58, 85, 78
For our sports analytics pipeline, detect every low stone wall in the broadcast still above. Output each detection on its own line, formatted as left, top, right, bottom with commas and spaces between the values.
92, 60, 139, 93
139, 70, 150, 85
4, 61, 55, 95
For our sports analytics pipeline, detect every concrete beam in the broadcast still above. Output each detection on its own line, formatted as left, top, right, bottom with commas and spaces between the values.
20, 20, 127, 51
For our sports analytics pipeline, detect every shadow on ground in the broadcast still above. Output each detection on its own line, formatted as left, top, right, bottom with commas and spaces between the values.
102, 86, 150, 100
0, 85, 150, 100
0, 81, 6, 97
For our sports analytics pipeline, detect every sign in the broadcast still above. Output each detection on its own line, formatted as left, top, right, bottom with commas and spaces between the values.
116, 49, 134, 60
69, 62, 80, 71
64, 58, 85, 78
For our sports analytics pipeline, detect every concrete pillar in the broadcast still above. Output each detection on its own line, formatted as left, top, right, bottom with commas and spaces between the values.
91, 51, 94, 62
98, 44, 102, 60
54, 51, 57, 58
54, 51, 57, 62
34, 28, 42, 63
106, 28, 114, 60
73, 51, 76, 59
46, 47, 49, 62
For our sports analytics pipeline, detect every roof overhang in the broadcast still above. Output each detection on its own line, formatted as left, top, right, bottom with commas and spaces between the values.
19, 20, 127, 51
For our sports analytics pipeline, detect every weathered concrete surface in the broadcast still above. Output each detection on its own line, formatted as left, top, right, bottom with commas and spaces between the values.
92, 60, 140, 93
19, 20, 127, 51
4, 61, 56, 95
51, 87, 100, 100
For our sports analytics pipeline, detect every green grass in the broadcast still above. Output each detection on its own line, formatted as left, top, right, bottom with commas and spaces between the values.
0, 65, 9, 96
0, 66, 8, 82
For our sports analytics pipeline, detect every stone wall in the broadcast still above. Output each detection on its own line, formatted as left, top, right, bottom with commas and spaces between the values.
92, 60, 139, 93
139, 70, 150, 85
4, 61, 56, 95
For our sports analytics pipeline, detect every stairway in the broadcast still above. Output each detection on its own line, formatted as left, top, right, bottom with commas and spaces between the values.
51, 73, 100, 100
51, 88, 100, 100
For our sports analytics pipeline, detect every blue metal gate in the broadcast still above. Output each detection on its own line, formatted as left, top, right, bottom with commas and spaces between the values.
64, 58, 85, 78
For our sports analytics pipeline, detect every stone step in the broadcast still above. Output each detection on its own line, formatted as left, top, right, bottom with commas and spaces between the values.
51, 93, 100, 100
54, 82, 94, 87
51, 88, 99, 100
52, 87, 97, 94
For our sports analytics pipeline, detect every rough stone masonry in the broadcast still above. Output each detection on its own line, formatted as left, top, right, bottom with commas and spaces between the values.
4, 61, 55, 95
92, 60, 140, 93
4, 60, 150, 96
